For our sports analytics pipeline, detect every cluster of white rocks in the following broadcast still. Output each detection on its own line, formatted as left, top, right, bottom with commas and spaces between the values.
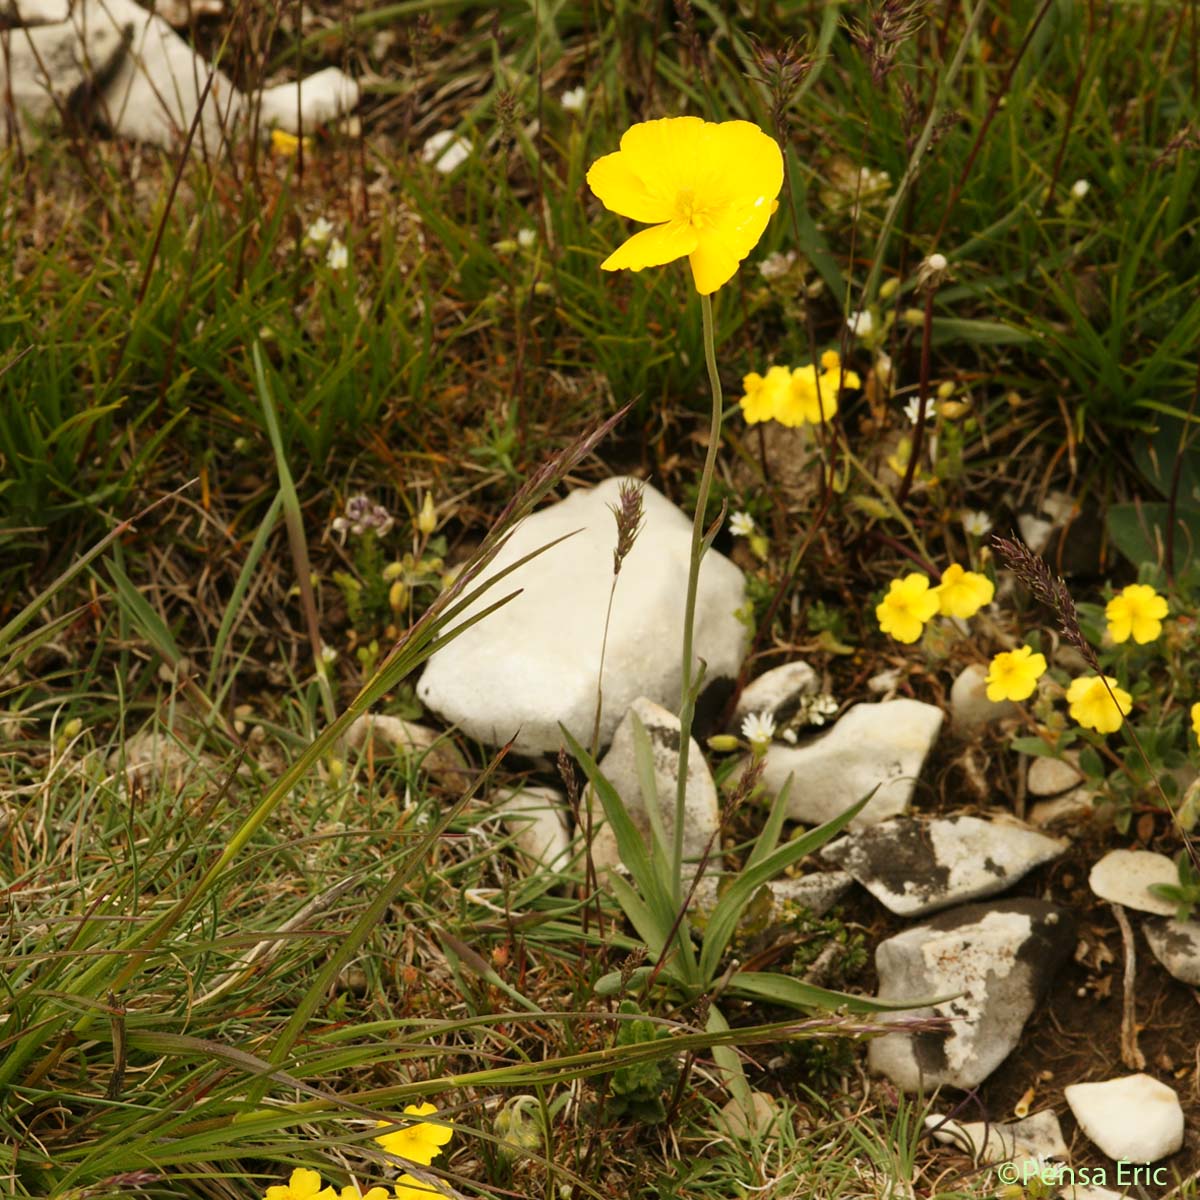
323, 477, 1193, 1179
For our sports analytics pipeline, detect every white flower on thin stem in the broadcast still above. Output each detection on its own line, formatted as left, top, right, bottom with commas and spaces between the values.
561, 86, 586, 113
962, 510, 993, 538
729, 511, 756, 538
326, 239, 349, 271
305, 216, 335, 245
847, 309, 874, 338
517, 227, 537, 249
903, 395, 934, 425
741, 711, 776, 751
422, 130, 472, 173
1071, 179, 1090, 199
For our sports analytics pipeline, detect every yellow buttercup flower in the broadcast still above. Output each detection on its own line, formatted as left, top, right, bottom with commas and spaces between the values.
374, 1104, 454, 1165
587, 116, 784, 295
1105, 583, 1168, 644
264, 1168, 336, 1200
339, 1188, 390, 1200
739, 365, 792, 425
1192, 701, 1200, 740
1066, 675, 1132, 734
985, 645, 1047, 702
935, 564, 995, 619
270, 129, 314, 157
876, 573, 940, 644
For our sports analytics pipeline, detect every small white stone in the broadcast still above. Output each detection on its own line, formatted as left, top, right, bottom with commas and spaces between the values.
493, 785, 572, 872
1143, 916, 1200, 986
1088, 849, 1178, 915
732, 661, 818, 728
1027, 753, 1083, 797
924, 1108, 1066, 1165
1028, 787, 1094, 830
1064, 1074, 1183, 1162
950, 663, 1016, 729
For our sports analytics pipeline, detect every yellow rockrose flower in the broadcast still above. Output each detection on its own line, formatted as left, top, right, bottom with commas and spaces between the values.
935, 564, 995, 619
394, 1176, 442, 1200
374, 1104, 454, 1165
876, 573, 940, 644
739, 365, 792, 425
264, 1169, 336, 1200
985, 645, 1047, 702
587, 117, 784, 295
270, 129, 313, 157
1192, 701, 1200, 740
1066, 675, 1132, 734
339, 1188, 390, 1200
780, 351, 861, 425
1105, 583, 1168, 644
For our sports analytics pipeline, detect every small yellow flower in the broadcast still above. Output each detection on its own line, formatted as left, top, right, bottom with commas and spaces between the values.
270, 129, 313, 157
779, 351, 861, 425
985, 645, 1047, 702
587, 116, 784, 295
374, 1105, 454, 1166
264, 1168, 336, 1200
739, 365, 792, 425
1105, 583, 1168, 644
1066, 675, 1132, 734
1191, 701, 1200, 740
876, 573, 940, 644
339, 1188, 391, 1200
935, 564, 995, 619
417, 493, 437, 535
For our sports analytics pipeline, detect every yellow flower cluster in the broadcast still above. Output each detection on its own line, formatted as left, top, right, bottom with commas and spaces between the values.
875, 566, 994, 644
261, 1105, 453, 1200
739, 351, 860, 427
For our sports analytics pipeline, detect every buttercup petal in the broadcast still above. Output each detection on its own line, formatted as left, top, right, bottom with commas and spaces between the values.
602, 221, 699, 273
586, 151, 675, 224
616, 116, 711, 197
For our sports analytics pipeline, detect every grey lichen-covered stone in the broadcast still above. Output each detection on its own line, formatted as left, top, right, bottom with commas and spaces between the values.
690, 871, 854, 921
1143, 916, 1200, 986
868, 899, 1075, 1091
822, 815, 1064, 916
587, 698, 719, 876
924, 1108, 1067, 1166
1064, 1074, 1184, 1163
756, 699, 943, 829
1027, 753, 1084, 797
417, 477, 747, 755
1088, 849, 1178, 915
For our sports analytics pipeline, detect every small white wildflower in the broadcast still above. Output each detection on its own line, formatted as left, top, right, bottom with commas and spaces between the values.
847, 309, 874, 338
561, 86, 586, 113
903, 395, 935, 425
305, 216, 335, 245
421, 130, 472, 173
925, 252, 948, 273
326, 238, 349, 271
962, 510, 993, 537
741, 711, 776, 751
1070, 178, 1090, 199
758, 249, 797, 281
320, 644, 338, 665
517, 227, 537, 249
729, 511, 756, 538
806, 694, 838, 727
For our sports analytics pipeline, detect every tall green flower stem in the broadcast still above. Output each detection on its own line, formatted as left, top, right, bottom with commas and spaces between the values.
672, 292, 724, 906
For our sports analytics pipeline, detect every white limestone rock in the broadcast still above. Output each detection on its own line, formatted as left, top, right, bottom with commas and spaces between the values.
822, 815, 1064, 916
1027, 753, 1083, 797
1088, 849, 1178, 916
1, 0, 359, 151
868, 899, 1074, 1091
731, 661, 818, 727
418, 477, 747, 755
1143, 916, 1200, 986
925, 1108, 1067, 1165
950, 663, 1016, 729
1064, 1074, 1184, 1162
587, 698, 720, 877
690, 871, 854, 921
493, 785, 572, 872
1028, 787, 1094, 830
756, 699, 943, 829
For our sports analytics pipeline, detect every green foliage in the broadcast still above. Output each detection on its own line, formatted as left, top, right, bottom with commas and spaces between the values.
606, 1000, 680, 1124
1149, 851, 1200, 922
